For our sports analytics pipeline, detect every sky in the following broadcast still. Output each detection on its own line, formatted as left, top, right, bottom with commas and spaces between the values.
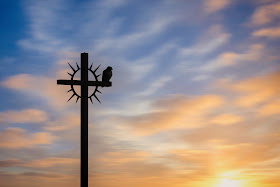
0, 0, 280, 186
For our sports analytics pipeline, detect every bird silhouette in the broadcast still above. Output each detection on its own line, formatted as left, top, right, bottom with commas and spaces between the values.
102, 66, 113, 82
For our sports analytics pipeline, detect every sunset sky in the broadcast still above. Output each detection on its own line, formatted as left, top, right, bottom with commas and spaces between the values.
0, 0, 280, 187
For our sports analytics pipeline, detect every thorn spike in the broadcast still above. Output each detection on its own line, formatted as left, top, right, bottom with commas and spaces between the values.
89, 97, 93, 104
76, 62, 80, 70
68, 72, 73, 76
67, 94, 75, 102
76, 96, 80, 103
89, 63, 93, 70
68, 63, 75, 71
93, 94, 101, 103
97, 74, 101, 78
96, 89, 102, 93
67, 89, 73, 93
93, 64, 101, 73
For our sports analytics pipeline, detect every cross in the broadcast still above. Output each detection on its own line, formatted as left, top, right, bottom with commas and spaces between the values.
57, 53, 112, 187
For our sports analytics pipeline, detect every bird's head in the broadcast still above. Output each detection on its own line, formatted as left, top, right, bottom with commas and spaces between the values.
107, 66, 113, 70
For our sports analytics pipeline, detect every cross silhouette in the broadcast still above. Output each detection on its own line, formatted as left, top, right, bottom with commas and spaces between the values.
57, 53, 112, 187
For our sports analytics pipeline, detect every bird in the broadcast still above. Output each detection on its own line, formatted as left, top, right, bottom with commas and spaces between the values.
102, 66, 113, 82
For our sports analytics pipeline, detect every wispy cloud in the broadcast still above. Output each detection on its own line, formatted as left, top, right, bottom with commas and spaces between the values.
198, 44, 264, 72
1, 72, 74, 109
249, 2, 280, 26
117, 94, 224, 135
210, 113, 242, 126
44, 114, 79, 131
0, 128, 55, 149
216, 70, 280, 107
253, 26, 280, 38
0, 157, 78, 168
0, 109, 47, 124
203, 0, 231, 14
178, 25, 230, 58
258, 100, 280, 116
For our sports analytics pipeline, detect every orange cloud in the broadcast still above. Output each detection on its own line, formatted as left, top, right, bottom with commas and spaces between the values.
90, 150, 177, 186
1, 72, 73, 109
253, 27, 280, 38
215, 70, 280, 107
210, 113, 242, 126
168, 149, 213, 170
95, 151, 149, 166
0, 171, 78, 187
203, 0, 231, 14
44, 114, 79, 131
181, 123, 249, 146
1, 74, 35, 89
234, 71, 280, 107
28, 157, 79, 168
0, 128, 55, 148
200, 44, 264, 72
258, 99, 280, 116
124, 95, 224, 135
214, 142, 280, 171
250, 2, 280, 25
0, 157, 78, 168
0, 109, 47, 124
172, 128, 280, 183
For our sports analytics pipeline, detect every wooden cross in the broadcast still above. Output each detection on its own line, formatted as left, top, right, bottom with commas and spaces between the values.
57, 53, 112, 187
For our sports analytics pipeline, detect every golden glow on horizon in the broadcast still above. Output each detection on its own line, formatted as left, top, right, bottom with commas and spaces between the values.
217, 178, 243, 187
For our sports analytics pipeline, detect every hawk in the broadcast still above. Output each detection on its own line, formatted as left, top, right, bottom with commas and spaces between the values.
102, 66, 113, 82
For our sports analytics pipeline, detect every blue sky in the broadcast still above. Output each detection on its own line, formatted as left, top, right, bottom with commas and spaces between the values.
0, 0, 280, 187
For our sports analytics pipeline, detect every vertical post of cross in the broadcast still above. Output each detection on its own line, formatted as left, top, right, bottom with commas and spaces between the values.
57, 52, 112, 187
81, 53, 88, 187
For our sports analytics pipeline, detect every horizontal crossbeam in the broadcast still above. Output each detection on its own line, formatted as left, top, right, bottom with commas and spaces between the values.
57, 80, 81, 85
57, 80, 112, 87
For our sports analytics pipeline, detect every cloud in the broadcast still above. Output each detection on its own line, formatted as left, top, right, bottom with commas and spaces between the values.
210, 113, 242, 126
18, 0, 178, 55
174, 121, 280, 176
181, 122, 251, 147
203, 0, 231, 14
120, 94, 224, 135
249, 2, 280, 26
0, 128, 55, 149
93, 15, 175, 54
258, 99, 280, 116
90, 150, 176, 186
17, 0, 80, 53
0, 157, 78, 168
44, 114, 79, 131
214, 142, 280, 171
98, 0, 128, 9
1, 74, 34, 89
123, 42, 176, 84
199, 44, 264, 72
1, 72, 73, 109
0, 159, 22, 167
28, 157, 79, 168
138, 76, 172, 96
178, 25, 230, 58
94, 151, 150, 168
253, 26, 280, 38
0, 171, 78, 187
225, 70, 280, 107
0, 109, 48, 124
